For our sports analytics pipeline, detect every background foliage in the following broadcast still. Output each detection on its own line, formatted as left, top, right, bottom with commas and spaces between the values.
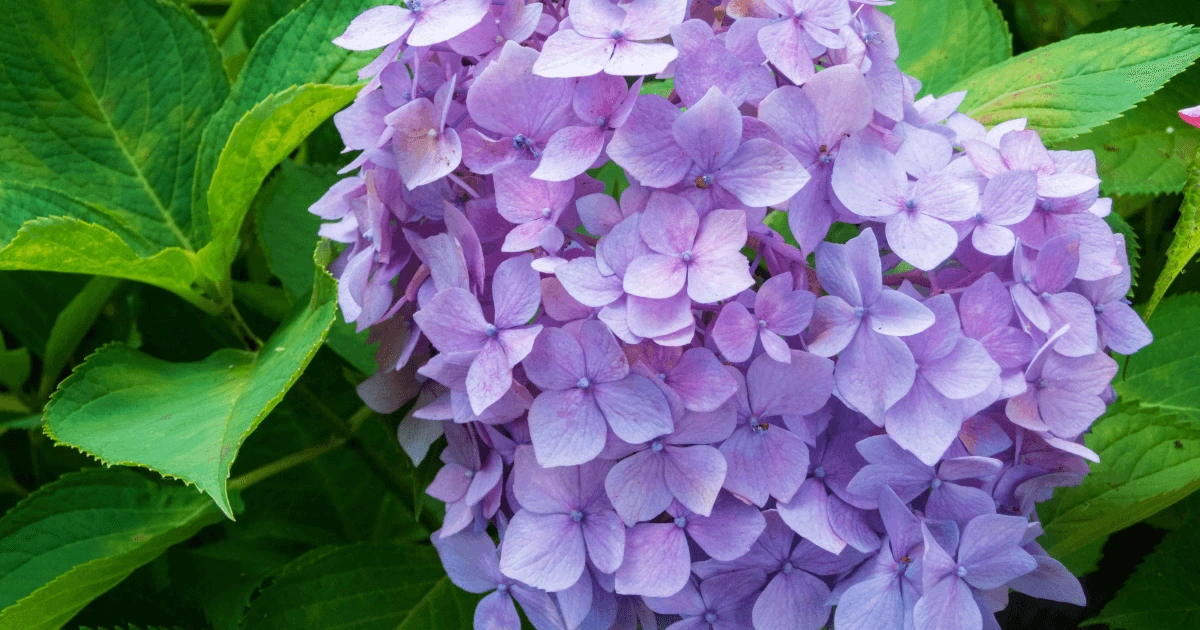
1, 0, 1200, 628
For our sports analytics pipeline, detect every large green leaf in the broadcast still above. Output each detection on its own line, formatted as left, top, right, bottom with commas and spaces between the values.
1038, 295, 1200, 557
255, 160, 378, 373
882, 0, 1012, 96
196, 84, 359, 282
0, 469, 225, 630
38, 276, 121, 397
955, 25, 1200, 144
1085, 516, 1200, 629
190, 0, 386, 245
1056, 0, 1200, 196
240, 543, 478, 630
1002, 0, 1124, 50
0, 0, 228, 311
42, 260, 338, 519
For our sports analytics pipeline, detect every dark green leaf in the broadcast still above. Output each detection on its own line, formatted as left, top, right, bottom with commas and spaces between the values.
0, 0, 229, 311
955, 25, 1200, 144
0, 469, 224, 630
882, 0, 1012, 96
169, 538, 295, 630
1145, 148, 1200, 319
42, 261, 338, 518
0, 272, 88, 358
241, 543, 478, 630
241, 0, 306, 49
38, 276, 121, 398
1085, 515, 1200, 628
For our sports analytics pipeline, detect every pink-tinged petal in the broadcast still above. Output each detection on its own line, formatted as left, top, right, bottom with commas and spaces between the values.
838, 327, 916, 423
556, 257, 625, 307
428, 463, 472, 503
713, 301, 760, 362
685, 492, 767, 560
694, 207, 749, 256
675, 41, 751, 107
557, 571, 593, 630
333, 5, 414, 50
492, 253, 542, 328
626, 290, 694, 338
408, 0, 491, 46
466, 450, 505, 506
1036, 172, 1100, 198
524, 327, 587, 390
460, 128, 522, 173
885, 211, 959, 271
570, 0, 626, 37
779, 478, 847, 554
883, 376, 964, 466
575, 72, 628, 121
896, 123, 953, 178
717, 138, 811, 208
608, 95, 691, 187
513, 585, 570, 629
1044, 293, 1099, 357
925, 483, 997, 527
577, 193, 625, 237
981, 170, 1037, 225
641, 192, 700, 255
467, 339, 514, 415
500, 510, 587, 591
475, 591, 521, 630
582, 319, 631, 383
622, 0, 688, 39
868, 289, 936, 337
582, 508, 627, 573
748, 351, 835, 417
760, 330, 792, 363
1009, 552, 1087, 606
758, 85, 821, 159
807, 64, 874, 143
511, 446, 579, 513
1181, 105, 1200, 128
615, 524, 692, 597
413, 288, 489, 354
827, 494, 881, 553
501, 219, 550, 252
606, 450, 674, 524
757, 273, 814, 335
663, 445, 727, 516
972, 223, 1016, 256
689, 252, 755, 304
721, 424, 812, 506
752, 569, 833, 630
623, 253, 688, 299
529, 389, 608, 466
606, 40, 680, 76
757, 19, 814, 84
807, 296, 860, 357
389, 101, 463, 188
532, 29, 616, 77
673, 87, 743, 172
335, 91, 390, 150
532, 125, 608, 181
999, 130, 1054, 174
668, 348, 739, 412
831, 142, 907, 218
670, 397, 738, 444
593, 374, 675, 444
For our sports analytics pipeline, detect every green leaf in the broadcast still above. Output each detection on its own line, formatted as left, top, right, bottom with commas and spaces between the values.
241, 543, 478, 630
255, 160, 378, 373
1057, 535, 1106, 576
1145, 148, 1200, 319
38, 276, 121, 398
1086, 516, 1200, 628
0, 0, 228, 310
42, 259, 338, 519
169, 538, 295, 630
0, 469, 225, 630
190, 0, 386, 245
882, 0, 1012, 96
242, 0, 308, 49
0, 347, 30, 393
0, 272, 88, 358
1002, 0, 1125, 50
640, 78, 674, 97
197, 84, 360, 284
1038, 294, 1200, 558
1056, 0, 1200, 196
954, 25, 1200, 144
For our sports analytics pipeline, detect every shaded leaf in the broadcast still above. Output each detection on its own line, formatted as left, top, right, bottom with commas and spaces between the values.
42, 261, 338, 518
883, 0, 1012, 96
1086, 516, 1200, 628
0, 0, 228, 311
241, 543, 478, 630
0, 272, 88, 358
1145, 147, 1200, 319
0, 469, 224, 630
955, 25, 1200, 143
39, 276, 121, 397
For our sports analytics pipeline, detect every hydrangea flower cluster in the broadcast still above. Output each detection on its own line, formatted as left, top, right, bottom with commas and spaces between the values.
312, 1, 1153, 628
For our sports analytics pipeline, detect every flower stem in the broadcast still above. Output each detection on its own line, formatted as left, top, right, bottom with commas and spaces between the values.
213, 0, 253, 45
227, 436, 348, 491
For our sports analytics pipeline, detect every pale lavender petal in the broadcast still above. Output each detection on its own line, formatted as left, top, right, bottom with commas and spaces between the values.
884, 376, 965, 466
664, 445, 727, 516
885, 211, 960, 271
333, 5, 414, 50
467, 339, 514, 415
673, 87, 743, 172
807, 296, 860, 357
713, 301, 760, 363
621, 0, 688, 39
752, 569, 833, 630
533, 125, 608, 181
500, 510, 587, 591
668, 347, 739, 412
778, 478, 848, 554
758, 19, 815, 84
557, 257, 625, 307
721, 423, 811, 506
837, 327, 916, 423
833, 572, 906, 630
717, 139, 810, 208
475, 591, 521, 630
492, 253, 542, 328
582, 319, 632, 383
627, 290, 694, 338
407, 0, 490, 47
606, 450, 674, 524
582, 508, 627, 573
533, 29, 614, 77
831, 142, 906, 218
606, 40, 679, 76
413, 288, 489, 354
615, 524, 692, 597
529, 389, 609, 466
685, 492, 767, 561
748, 351, 835, 417
576, 193, 625, 237
868, 289, 936, 336
593, 375, 675, 444
524, 327, 587, 390
957, 515, 1038, 589
912, 573, 981, 630
570, 0, 626, 37
607, 95, 690, 187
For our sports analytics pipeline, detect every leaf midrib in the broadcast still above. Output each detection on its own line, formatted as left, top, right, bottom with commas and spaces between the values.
51, 9, 195, 252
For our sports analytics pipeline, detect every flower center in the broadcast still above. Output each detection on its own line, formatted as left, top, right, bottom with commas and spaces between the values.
496, 583, 509, 594
577, 377, 591, 390
853, 306, 865, 318
1040, 291, 1052, 301
782, 562, 795, 574
695, 174, 714, 189
1036, 378, 1048, 390
1094, 303, 1105, 313
931, 478, 942, 489
813, 466, 825, 479
513, 134, 533, 152
757, 319, 768, 329
494, 34, 505, 44
674, 516, 687, 529
484, 324, 498, 337
705, 613, 718, 624
651, 441, 664, 453
681, 250, 694, 263
540, 207, 552, 218
1022, 273, 1033, 284
464, 469, 476, 479
751, 414, 769, 433
957, 566, 969, 578
610, 28, 623, 39
595, 116, 607, 128
409, 0, 423, 10
570, 509, 584, 523
905, 199, 917, 210
656, 372, 667, 381
975, 212, 984, 223
819, 154, 833, 164
426, 128, 437, 137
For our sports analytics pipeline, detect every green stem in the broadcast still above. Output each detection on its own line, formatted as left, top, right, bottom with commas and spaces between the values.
228, 436, 348, 491
224, 302, 264, 351
213, 0, 254, 45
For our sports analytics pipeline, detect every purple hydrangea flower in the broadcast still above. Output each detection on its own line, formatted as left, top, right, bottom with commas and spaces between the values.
713, 272, 815, 363
533, 0, 688, 78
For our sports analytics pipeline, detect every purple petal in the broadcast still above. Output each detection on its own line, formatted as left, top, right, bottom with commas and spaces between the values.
582, 508, 627, 573
867, 289, 936, 337
672, 87, 743, 173
407, 0, 490, 47
492, 253, 542, 328
807, 296, 861, 357
467, 339, 514, 415
626, 290, 694, 338
752, 569, 833, 630
533, 125, 608, 181
831, 142, 906, 218
529, 389, 609, 466
432, 529, 502, 593
757, 19, 814, 84
721, 423, 811, 506
468, 42, 576, 140
713, 301, 760, 363
717, 139, 810, 208
778, 478, 848, 554
747, 352, 835, 418
607, 95, 690, 187
606, 40, 679, 76
593, 375, 675, 444
524, 327, 587, 390
615, 524, 692, 597
837, 327, 916, 423
582, 319, 632, 383
685, 492, 768, 561
533, 29, 614, 77
413, 288, 489, 355
664, 445, 727, 516
668, 347, 739, 412
556, 257, 625, 307
957, 514, 1038, 589
500, 510, 586, 591
333, 5, 414, 50
884, 376, 966, 466
885, 211, 960, 271
605, 449, 674, 524
475, 591, 521, 630
576, 193, 625, 236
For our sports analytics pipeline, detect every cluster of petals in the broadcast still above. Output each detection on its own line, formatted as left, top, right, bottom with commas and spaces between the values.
314, 1, 1152, 629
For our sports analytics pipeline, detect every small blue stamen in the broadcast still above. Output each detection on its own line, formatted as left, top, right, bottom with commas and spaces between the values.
758, 319, 769, 329
674, 516, 688, 529
570, 509, 584, 522
577, 377, 591, 390
853, 306, 865, 318
705, 613, 717, 624
813, 466, 826, 479
957, 566, 969, 578
681, 250, 694, 263
931, 478, 942, 489
651, 441, 664, 453
1094, 303, 1105, 314
905, 199, 917, 210
782, 562, 795, 574
484, 324, 498, 337
1036, 378, 1049, 390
